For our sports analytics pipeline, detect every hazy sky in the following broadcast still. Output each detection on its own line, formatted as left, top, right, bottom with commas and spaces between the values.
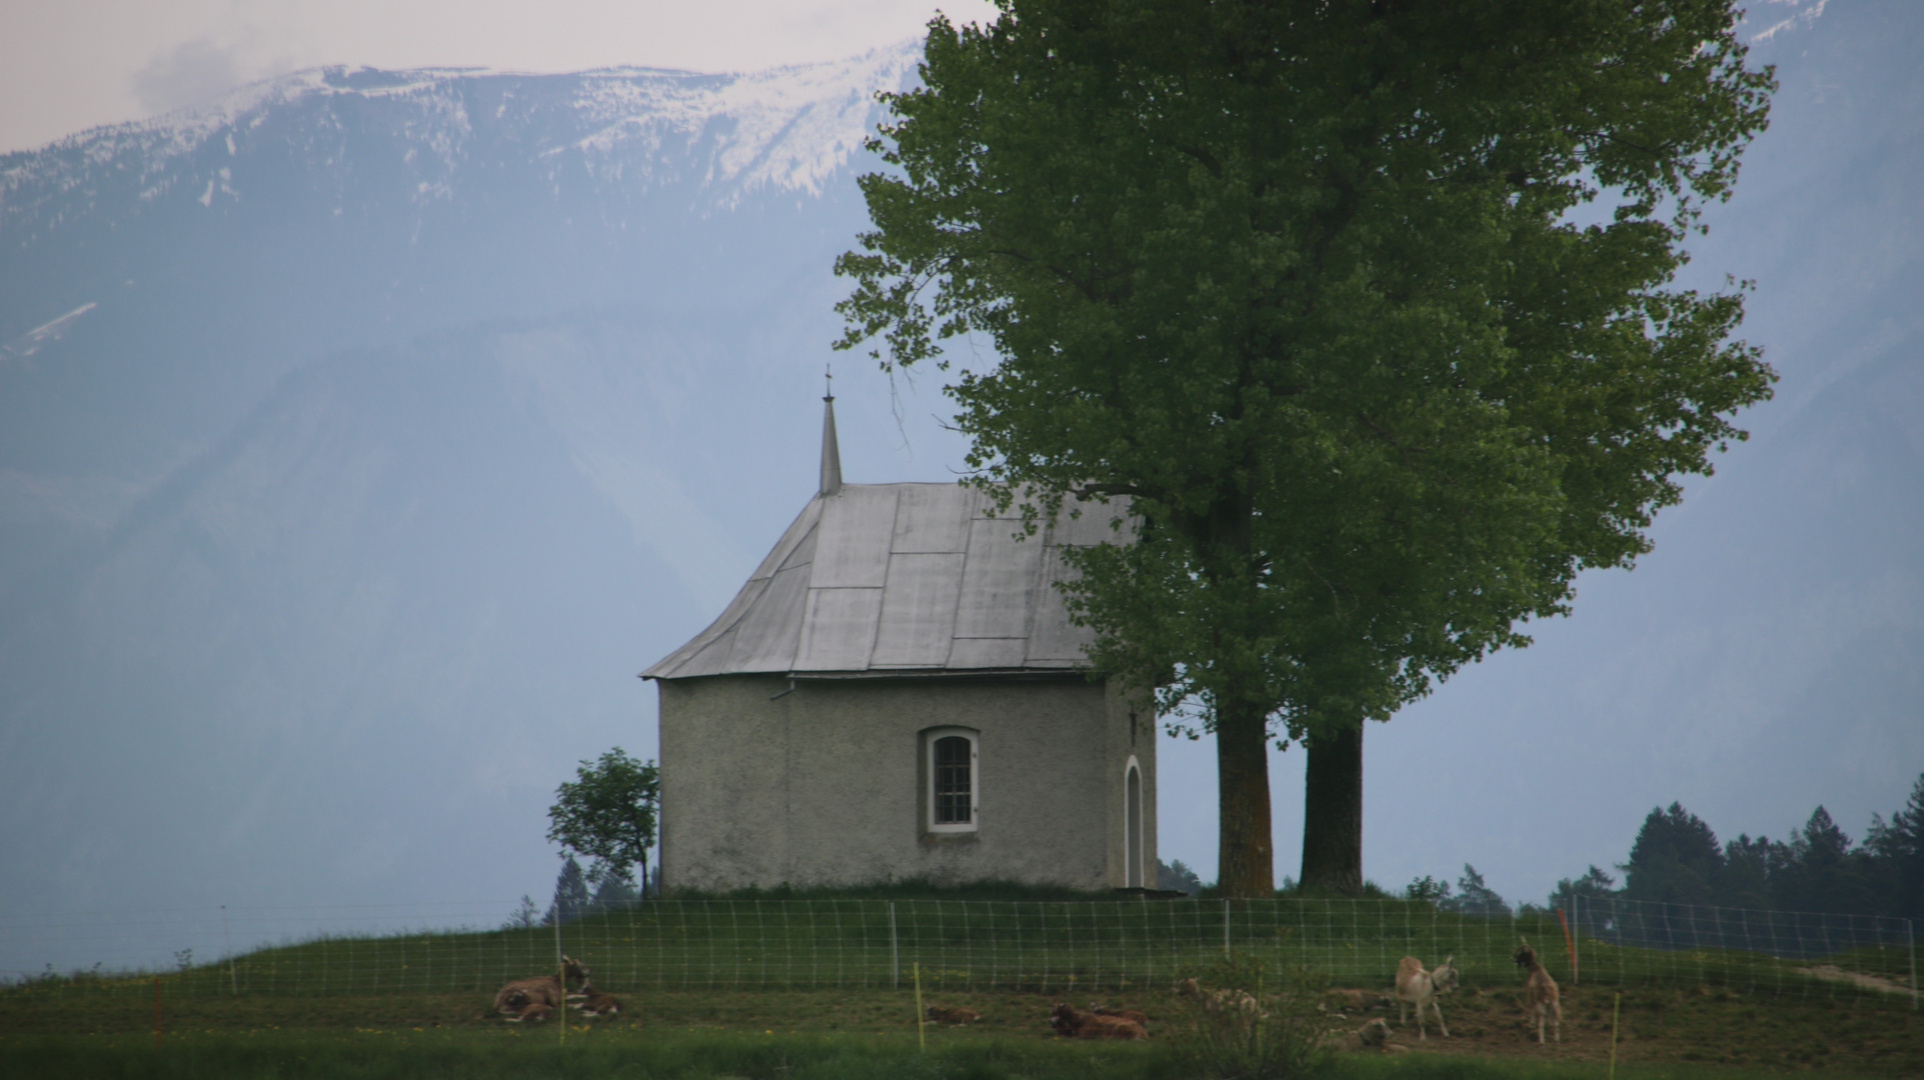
0, 0, 998, 153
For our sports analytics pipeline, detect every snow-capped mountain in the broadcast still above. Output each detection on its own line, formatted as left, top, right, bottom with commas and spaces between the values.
0, 43, 932, 597
1, 47, 917, 491
4, 48, 909, 230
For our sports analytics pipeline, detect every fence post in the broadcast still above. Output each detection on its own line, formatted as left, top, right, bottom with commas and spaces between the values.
1223, 900, 1231, 956
222, 905, 239, 997
1573, 894, 1581, 986
1909, 918, 1917, 1012
890, 902, 900, 990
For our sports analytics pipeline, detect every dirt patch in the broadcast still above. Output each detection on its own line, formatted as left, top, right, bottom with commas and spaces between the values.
1796, 964, 1920, 997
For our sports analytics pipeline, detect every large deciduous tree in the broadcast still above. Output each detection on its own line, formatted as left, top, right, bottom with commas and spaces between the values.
837, 0, 1776, 896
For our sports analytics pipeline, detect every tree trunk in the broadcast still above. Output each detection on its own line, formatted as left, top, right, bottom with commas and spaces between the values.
1299, 721, 1364, 894
1215, 696, 1275, 898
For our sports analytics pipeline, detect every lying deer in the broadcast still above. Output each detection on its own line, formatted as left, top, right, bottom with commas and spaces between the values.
1090, 1003, 1149, 1025
1393, 955, 1458, 1040
571, 979, 623, 1018
1049, 1002, 1147, 1040
493, 955, 589, 1017
1512, 940, 1561, 1044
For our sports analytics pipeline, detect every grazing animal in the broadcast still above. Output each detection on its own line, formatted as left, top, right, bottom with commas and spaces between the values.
493, 956, 589, 1017
925, 1004, 980, 1025
1512, 940, 1561, 1045
1090, 1003, 1149, 1025
1049, 1003, 1147, 1040
1393, 955, 1458, 1040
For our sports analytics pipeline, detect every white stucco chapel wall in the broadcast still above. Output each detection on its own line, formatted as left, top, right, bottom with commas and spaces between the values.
657, 673, 1156, 892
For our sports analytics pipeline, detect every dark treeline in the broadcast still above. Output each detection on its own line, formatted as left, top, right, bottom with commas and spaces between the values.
1551, 772, 1924, 920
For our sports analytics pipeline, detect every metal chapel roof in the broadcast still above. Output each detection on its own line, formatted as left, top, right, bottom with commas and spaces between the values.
642, 397, 1128, 680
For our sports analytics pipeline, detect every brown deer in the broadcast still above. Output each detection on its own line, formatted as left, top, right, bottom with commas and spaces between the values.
1049, 1003, 1147, 1039
571, 979, 623, 1018
1512, 940, 1561, 1044
493, 955, 589, 1016
1090, 1003, 1149, 1025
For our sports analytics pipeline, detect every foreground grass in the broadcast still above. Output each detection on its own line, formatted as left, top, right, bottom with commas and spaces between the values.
3, 983, 1919, 1077
0, 1028, 1908, 1080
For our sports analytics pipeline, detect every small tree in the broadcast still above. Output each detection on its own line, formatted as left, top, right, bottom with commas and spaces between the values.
1158, 858, 1204, 895
545, 855, 591, 926
502, 894, 541, 931
1441, 863, 1509, 918
547, 747, 662, 898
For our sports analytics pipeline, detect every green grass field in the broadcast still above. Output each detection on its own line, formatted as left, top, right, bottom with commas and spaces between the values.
5, 895, 1919, 1076
2, 1017, 1919, 1080
17, 897, 1909, 1002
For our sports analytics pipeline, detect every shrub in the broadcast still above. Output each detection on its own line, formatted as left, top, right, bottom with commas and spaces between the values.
1171, 951, 1339, 1080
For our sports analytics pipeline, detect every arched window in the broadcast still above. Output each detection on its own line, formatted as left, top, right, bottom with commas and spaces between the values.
1124, 756, 1144, 887
925, 728, 979, 833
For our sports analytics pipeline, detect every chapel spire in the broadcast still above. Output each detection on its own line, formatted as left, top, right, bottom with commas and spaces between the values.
819, 365, 842, 497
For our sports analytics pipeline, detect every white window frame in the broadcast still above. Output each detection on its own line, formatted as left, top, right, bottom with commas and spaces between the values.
925, 727, 980, 834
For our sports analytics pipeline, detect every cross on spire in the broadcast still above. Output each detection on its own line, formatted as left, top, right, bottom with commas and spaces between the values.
819, 364, 842, 497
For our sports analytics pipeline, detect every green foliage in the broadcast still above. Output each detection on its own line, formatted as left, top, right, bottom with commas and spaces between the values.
836, 0, 1778, 895
1157, 858, 1204, 896
1169, 952, 1337, 1080
1547, 865, 1618, 914
545, 855, 591, 926
1865, 772, 1924, 919
1557, 777, 1924, 919
1439, 864, 1509, 918
501, 894, 540, 931
546, 747, 660, 897
1625, 802, 1725, 905
1404, 876, 1448, 904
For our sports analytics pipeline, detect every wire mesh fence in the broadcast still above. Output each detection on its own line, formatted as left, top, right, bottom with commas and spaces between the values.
2, 897, 1916, 1009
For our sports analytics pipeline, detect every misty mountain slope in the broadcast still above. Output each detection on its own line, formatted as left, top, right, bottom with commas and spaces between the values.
0, 45, 966, 970
0, 48, 906, 510
0, 325, 647, 902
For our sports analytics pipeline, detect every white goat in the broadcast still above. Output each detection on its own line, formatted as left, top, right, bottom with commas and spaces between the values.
1393, 955, 1458, 1040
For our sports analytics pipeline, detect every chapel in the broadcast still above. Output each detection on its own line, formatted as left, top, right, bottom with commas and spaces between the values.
641, 392, 1155, 892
